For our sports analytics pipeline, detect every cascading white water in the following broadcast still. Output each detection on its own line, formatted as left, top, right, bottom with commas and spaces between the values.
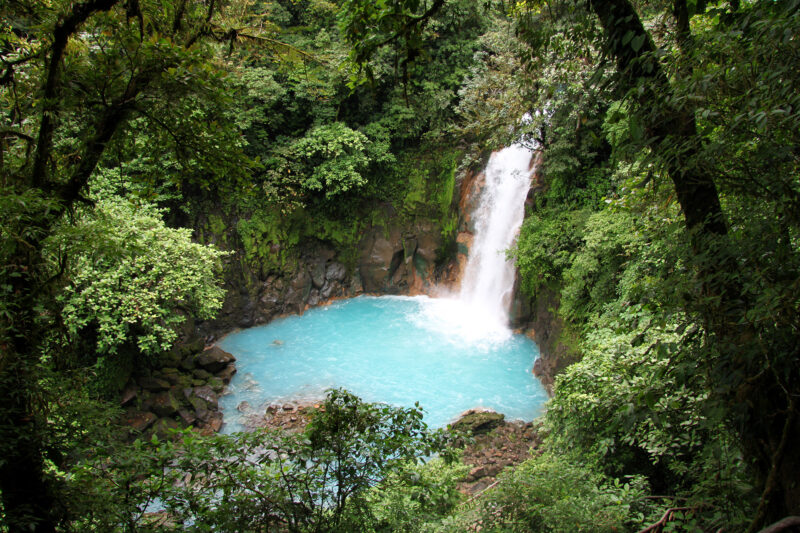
415, 144, 534, 346
459, 145, 534, 320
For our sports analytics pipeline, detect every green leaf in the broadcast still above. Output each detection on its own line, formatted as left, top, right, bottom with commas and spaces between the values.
631, 34, 646, 52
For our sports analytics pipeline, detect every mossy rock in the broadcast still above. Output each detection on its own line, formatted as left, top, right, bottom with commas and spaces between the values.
149, 391, 182, 418
150, 418, 181, 441
171, 337, 205, 359
193, 368, 213, 380
450, 410, 505, 435
207, 376, 225, 393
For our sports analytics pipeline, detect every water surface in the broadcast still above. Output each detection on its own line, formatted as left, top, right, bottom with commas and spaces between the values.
219, 295, 546, 432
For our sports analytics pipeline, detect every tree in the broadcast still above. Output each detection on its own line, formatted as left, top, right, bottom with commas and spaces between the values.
54, 197, 228, 357
72, 389, 456, 532
0, 0, 253, 529
339, 0, 448, 88
582, 2, 799, 526
512, 0, 800, 526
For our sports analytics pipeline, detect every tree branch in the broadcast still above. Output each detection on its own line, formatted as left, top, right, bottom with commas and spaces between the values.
31, 0, 123, 188
757, 516, 800, 533
637, 507, 695, 533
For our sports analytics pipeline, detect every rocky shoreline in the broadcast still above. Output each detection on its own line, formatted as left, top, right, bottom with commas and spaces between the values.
120, 342, 237, 440
122, 357, 542, 493
450, 409, 542, 494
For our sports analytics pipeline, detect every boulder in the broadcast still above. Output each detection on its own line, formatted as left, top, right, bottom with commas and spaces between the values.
180, 355, 196, 372
257, 278, 283, 319
177, 408, 197, 426
151, 418, 181, 440
307, 289, 320, 306
216, 363, 237, 384
194, 346, 235, 373
158, 369, 183, 386
468, 465, 490, 481
123, 410, 157, 433
325, 262, 346, 282
192, 385, 218, 408
450, 409, 505, 435
174, 374, 194, 390
187, 396, 209, 420
193, 368, 212, 380
200, 411, 224, 434
150, 391, 182, 418
138, 376, 171, 392
207, 376, 225, 393
320, 281, 335, 299
311, 262, 326, 289
172, 336, 204, 359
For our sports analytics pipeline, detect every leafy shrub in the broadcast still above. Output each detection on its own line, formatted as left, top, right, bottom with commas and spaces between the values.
69, 390, 458, 532
366, 457, 470, 532
514, 208, 590, 298
437, 452, 652, 533
53, 199, 227, 355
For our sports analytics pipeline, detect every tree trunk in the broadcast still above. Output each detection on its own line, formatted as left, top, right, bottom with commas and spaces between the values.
0, 232, 59, 532
588, 0, 726, 237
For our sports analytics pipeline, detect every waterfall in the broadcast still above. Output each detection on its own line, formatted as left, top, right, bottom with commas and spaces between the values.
416, 144, 534, 346
459, 145, 534, 321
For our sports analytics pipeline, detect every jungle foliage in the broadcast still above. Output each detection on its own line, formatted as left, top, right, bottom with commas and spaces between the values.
64, 390, 462, 533
1, 0, 799, 531
506, 0, 800, 530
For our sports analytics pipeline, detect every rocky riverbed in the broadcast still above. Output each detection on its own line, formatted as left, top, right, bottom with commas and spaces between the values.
450, 409, 542, 495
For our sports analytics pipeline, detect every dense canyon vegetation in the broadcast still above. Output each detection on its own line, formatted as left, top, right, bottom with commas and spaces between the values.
1, 0, 799, 531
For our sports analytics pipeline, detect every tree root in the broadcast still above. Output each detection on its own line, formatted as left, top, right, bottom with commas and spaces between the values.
637, 507, 695, 533
756, 516, 800, 533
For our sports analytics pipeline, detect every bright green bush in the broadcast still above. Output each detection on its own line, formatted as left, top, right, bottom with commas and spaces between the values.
53, 199, 227, 355
366, 457, 469, 532
436, 452, 652, 533
514, 209, 590, 298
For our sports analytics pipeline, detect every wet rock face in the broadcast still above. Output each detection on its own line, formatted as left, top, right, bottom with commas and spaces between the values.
194, 346, 236, 374
358, 225, 403, 292
357, 221, 446, 295
513, 286, 582, 396
196, 203, 459, 340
